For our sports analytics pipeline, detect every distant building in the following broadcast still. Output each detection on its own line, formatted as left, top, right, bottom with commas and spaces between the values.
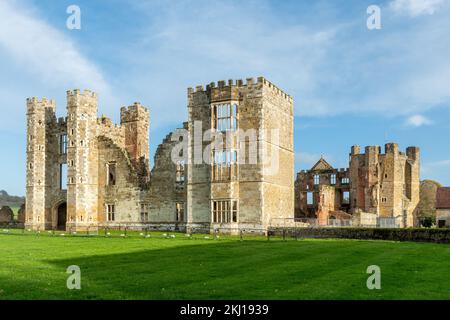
436, 187, 450, 228
295, 158, 350, 225
295, 143, 420, 227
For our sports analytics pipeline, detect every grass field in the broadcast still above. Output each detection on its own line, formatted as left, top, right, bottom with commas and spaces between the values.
1, 231, 450, 300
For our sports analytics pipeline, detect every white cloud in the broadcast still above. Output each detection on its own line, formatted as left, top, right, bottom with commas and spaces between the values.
123, 0, 450, 122
0, 1, 109, 95
389, 0, 446, 17
405, 114, 433, 127
0, 1, 120, 135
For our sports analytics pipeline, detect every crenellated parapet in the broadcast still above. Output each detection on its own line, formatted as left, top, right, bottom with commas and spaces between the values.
26, 97, 56, 115
120, 102, 149, 124
187, 76, 293, 105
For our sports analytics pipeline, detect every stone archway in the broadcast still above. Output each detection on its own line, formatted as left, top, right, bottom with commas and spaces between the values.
57, 202, 67, 230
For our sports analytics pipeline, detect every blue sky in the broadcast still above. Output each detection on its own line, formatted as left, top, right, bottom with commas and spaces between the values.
0, 0, 449, 196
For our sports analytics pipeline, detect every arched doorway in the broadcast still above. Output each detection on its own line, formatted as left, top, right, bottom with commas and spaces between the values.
57, 203, 67, 230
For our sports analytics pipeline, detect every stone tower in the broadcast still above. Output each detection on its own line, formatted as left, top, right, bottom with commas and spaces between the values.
349, 143, 420, 227
66, 90, 99, 230
25, 97, 56, 230
186, 77, 294, 232
120, 103, 150, 164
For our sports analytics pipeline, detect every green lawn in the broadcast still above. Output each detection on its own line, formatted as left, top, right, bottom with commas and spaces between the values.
0, 231, 450, 300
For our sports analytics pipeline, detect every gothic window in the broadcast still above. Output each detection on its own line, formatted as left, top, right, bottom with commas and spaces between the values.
212, 200, 238, 223
314, 174, 320, 185
107, 204, 115, 221
212, 103, 238, 131
341, 177, 350, 185
107, 163, 116, 186
60, 134, 68, 154
176, 202, 184, 222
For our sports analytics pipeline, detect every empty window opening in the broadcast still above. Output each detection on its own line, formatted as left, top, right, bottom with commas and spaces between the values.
212, 149, 238, 181
212, 200, 238, 223
330, 174, 336, 185
342, 191, 350, 204
107, 204, 115, 221
60, 164, 67, 190
176, 161, 185, 183
314, 174, 320, 185
212, 103, 238, 131
107, 163, 116, 186
60, 134, 68, 154
140, 203, 149, 222
307, 192, 314, 205
176, 203, 184, 222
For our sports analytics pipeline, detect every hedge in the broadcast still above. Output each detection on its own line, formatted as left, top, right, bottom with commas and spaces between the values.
268, 227, 450, 243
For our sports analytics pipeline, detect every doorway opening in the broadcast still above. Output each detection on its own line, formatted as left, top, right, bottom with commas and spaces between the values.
57, 202, 67, 230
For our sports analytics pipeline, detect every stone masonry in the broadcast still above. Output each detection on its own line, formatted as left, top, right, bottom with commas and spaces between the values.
25, 77, 295, 233
295, 143, 420, 227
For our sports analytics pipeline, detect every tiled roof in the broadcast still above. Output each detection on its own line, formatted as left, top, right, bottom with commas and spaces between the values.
436, 187, 450, 209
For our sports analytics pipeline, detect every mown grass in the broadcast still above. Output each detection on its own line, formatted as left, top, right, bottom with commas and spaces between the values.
0, 231, 449, 300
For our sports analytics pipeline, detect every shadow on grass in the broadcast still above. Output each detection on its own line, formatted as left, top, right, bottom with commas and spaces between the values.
2, 237, 450, 300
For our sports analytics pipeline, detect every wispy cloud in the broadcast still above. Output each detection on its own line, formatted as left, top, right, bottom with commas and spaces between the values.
0, 1, 109, 93
405, 114, 433, 127
389, 0, 446, 17
123, 0, 450, 122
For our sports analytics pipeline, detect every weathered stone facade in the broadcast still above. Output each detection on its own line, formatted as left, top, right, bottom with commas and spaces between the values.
25, 90, 152, 231
295, 144, 420, 227
295, 158, 350, 224
186, 77, 294, 233
25, 77, 295, 232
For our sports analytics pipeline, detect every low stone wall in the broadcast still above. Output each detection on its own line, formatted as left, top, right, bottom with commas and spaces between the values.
268, 227, 450, 243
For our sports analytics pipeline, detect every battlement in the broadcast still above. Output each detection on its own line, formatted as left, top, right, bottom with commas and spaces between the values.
66, 89, 97, 99
187, 76, 293, 103
120, 102, 149, 124
355, 143, 417, 157
385, 142, 399, 154
365, 145, 381, 154
26, 97, 56, 114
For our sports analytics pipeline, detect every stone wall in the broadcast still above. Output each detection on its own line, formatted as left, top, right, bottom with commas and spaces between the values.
187, 77, 294, 231
436, 209, 450, 227
0, 206, 13, 224
349, 143, 419, 227
148, 124, 187, 227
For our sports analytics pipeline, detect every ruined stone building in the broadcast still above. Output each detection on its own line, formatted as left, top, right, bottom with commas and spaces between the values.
25, 77, 294, 232
295, 158, 351, 225
295, 143, 420, 227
